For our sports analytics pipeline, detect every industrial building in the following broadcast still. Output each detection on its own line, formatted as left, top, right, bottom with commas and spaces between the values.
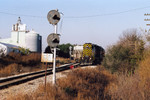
0, 43, 19, 56
0, 17, 42, 56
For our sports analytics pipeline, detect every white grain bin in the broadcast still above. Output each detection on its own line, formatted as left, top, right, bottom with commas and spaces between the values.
25, 30, 42, 53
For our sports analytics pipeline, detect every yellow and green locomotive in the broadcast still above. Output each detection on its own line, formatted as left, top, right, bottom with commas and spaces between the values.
81, 43, 105, 65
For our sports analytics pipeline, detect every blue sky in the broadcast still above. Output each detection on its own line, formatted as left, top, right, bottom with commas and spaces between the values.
0, 0, 150, 51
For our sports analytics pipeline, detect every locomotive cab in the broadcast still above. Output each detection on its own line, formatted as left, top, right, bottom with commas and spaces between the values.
81, 43, 105, 65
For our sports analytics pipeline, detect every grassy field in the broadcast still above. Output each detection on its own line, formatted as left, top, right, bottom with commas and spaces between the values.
0, 52, 71, 77
1, 45, 150, 99
0, 52, 42, 77
7, 63, 150, 100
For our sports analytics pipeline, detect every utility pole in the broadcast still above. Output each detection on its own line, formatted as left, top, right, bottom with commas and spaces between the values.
144, 13, 150, 27
69, 46, 72, 60
144, 13, 150, 45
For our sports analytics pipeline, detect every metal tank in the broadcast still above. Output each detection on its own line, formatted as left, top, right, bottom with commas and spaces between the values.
25, 30, 42, 53
37, 35, 42, 53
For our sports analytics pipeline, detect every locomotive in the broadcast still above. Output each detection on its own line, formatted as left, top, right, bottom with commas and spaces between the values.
80, 43, 105, 65
73, 43, 105, 65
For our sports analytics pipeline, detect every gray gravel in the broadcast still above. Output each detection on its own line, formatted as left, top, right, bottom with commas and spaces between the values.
0, 70, 69, 100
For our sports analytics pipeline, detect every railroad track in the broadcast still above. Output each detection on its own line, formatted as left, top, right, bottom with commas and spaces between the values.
0, 63, 80, 89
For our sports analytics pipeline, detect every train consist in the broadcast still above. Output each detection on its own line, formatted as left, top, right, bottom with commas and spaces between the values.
73, 43, 105, 65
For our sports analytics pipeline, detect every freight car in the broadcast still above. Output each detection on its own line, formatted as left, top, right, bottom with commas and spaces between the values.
80, 43, 105, 65
73, 45, 83, 62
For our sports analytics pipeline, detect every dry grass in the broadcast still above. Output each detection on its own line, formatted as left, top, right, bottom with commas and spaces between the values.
0, 52, 42, 77
0, 52, 41, 67
107, 73, 145, 100
57, 67, 114, 100
56, 57, 74, 65
0, 63, 22, 77
138, 52, 150, 99
6, 64, 150, 100
21, 53, 41, 66
106, 52, 150, 100
138, 52, 150, 84
0, 52, 75, 77
7, 66, 115, 100
4, 52, 150, 100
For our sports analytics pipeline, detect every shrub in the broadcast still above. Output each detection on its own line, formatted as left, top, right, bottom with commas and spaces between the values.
57, 66, 114, 99
102, 29, 145, 74
19, 47, 30, 55
57, 43, 73, 58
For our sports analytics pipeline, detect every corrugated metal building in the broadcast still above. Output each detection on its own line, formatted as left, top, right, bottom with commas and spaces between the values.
0, 42, 19, 56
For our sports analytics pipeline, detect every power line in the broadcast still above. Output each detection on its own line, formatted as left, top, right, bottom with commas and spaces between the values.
0, 11, 45, 18
0, 5, 150, 19
65, 5, 150, 18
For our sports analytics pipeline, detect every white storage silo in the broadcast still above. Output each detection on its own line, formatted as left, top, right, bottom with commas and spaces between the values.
25, 30, 41, 52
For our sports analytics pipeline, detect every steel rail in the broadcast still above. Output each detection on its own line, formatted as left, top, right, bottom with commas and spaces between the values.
0, 63, 79, 89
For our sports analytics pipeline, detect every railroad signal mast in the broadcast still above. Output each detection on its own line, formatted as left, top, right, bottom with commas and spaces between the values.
47, 9, 61, 85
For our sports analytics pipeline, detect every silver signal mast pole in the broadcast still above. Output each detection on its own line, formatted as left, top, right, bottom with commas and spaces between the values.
47, 9, 60, 85
53, 25, 57, 85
